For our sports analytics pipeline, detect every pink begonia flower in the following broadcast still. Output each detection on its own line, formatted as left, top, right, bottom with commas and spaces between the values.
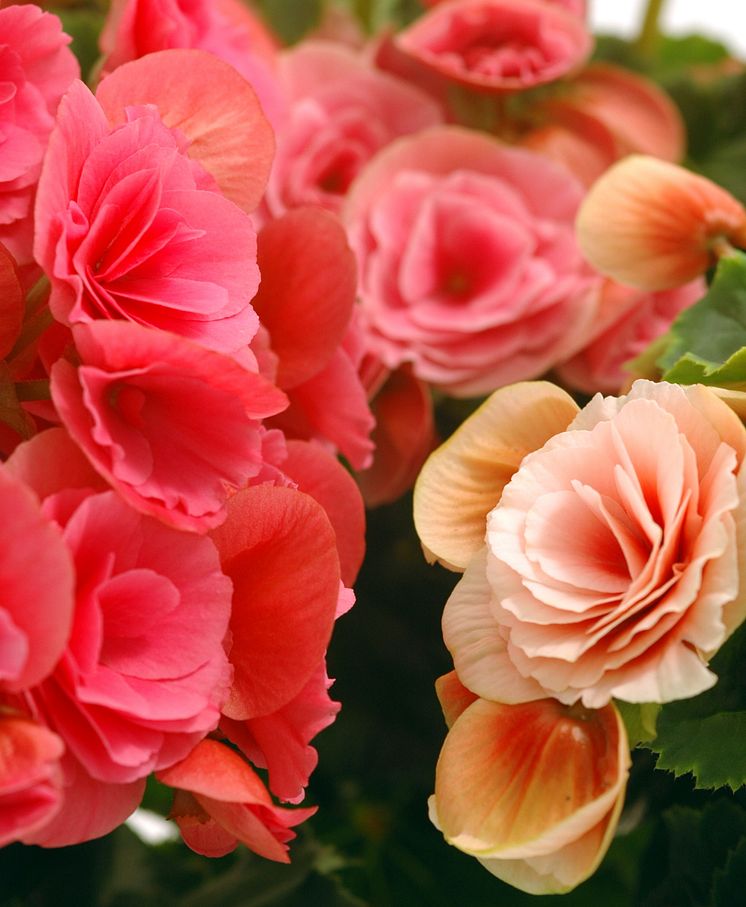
35, 69, 268, 353
356, 362, 437, 507
222, 662, 340, 805
0, 714, 64, 847
396, 0, 592, 94
430, 672, 629, 895
577, 156, 746, 291
21, 747, 145, 848
209, 484, 341, 722
158, 738, 316, 860
250, 207, 375, 469
0, 5, 79, 269
556, 278, 705, 394
263, 41, 442, 219
345, 127, 600, 396
0, 465, 74, 693
421, 0, 586, 12
8, 428, 234, 785
50, 321, 287, 532
415, 380, 746, 708
99, 0, 285, 129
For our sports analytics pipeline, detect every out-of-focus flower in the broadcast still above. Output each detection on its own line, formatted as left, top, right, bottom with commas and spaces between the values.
158, 738, 316, 860
415, 379, 746, 707
0, 714, 64, 847
556, 277, 705, 394
35, 54, 274, 353
99, 0, 285, 128
50, 321, 287, 532
345, 126, 599, 396
577, 155, 746, 290
0, 4, 79, 269
264, 41, 442, 218
396, 0, 592, 94
430, 672, 629, 895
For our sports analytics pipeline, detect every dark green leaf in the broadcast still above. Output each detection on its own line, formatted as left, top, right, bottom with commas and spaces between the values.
712, 836, 746, 907
252, 0, 322, 44
616, 701, 660, 747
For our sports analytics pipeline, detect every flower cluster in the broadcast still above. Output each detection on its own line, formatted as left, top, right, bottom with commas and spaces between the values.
0, 3, 368, 859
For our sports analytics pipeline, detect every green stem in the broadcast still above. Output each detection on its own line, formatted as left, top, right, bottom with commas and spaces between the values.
636, 0, 667, 57
7, 306, 54, 364
24, 274, 50, 318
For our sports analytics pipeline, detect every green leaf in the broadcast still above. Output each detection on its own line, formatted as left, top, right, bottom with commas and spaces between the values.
712, 836, 746, 907
659, 251, 746, 378
616, 701, 660, 747
647, 623, 746, 790
252, 0, 322, 44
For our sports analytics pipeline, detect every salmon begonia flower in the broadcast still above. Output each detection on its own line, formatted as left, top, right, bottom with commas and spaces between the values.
345, 127, 600, 396
577, 155, 746, 291
396, 0, 592, 94
415, 379, 746, 707
35, 52, 274, 353
430, 672, 629, 895
0, 5, 79, 270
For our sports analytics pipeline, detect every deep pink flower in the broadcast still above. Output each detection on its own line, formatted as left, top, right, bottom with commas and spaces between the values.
50, 321, 287, 532
264, 41, 442, 218
158, 738, 315, 860
35, 72, 267, 353
345, 126, 599, 396
0, 714, 64, 847
556, 278, 705, 394
0, 5, 79, 268
396, 0, 592, 94
99, 0, 285, 128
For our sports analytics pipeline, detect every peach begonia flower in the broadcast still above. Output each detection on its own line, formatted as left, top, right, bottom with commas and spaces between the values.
345, 126, 600, 396
396, 0, 592, 94
414, 379, 746, 708
430, 671, 629, 895
556, 277, 705, 395
0, 714, 64, 847
577, 155, 746, 291
35, 50, 274, 354
99, 0, 285, 129
0, 4, 79, 270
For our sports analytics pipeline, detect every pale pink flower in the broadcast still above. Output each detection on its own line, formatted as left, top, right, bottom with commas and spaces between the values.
35, 69, 270, 353
0, 714, 64, 847
430, 672, 629, 895
158, 738, 315, 860
396, 0, 592, 94
415, 379, 746, 707
50, 321, 287, 532
345, 127, 600, 396
577, 155, 746, 291
0, 5, 78, 268
264, 41, 442, 218
556, 278, 705, 394
99, 0, 285, 129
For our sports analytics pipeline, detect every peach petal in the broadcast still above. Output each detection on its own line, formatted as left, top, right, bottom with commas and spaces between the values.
577, 155, 746, 290
442, 550, 546, 703
414, 381, 578, 570
434, 698, 628, 858
95, 50, 274, 213
435, 671, 479, 728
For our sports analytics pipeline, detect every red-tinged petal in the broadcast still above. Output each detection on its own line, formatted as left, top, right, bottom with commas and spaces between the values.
252, 208, 357, 389
0, 243, 23, 360
413, 381, 579, 571
577, 155, 746, 290
0, 466, 75, 691
434, 698, 629, 858
95, 49, 274, 213
282, 439, 365, 586
23, 750, 145, 847
210, 485, 341, 719
170, 790, 238, 858
357, 365, 436, 508
435, 671, 478, 729
5, 428, 106, 500
158, 738, 272, 804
